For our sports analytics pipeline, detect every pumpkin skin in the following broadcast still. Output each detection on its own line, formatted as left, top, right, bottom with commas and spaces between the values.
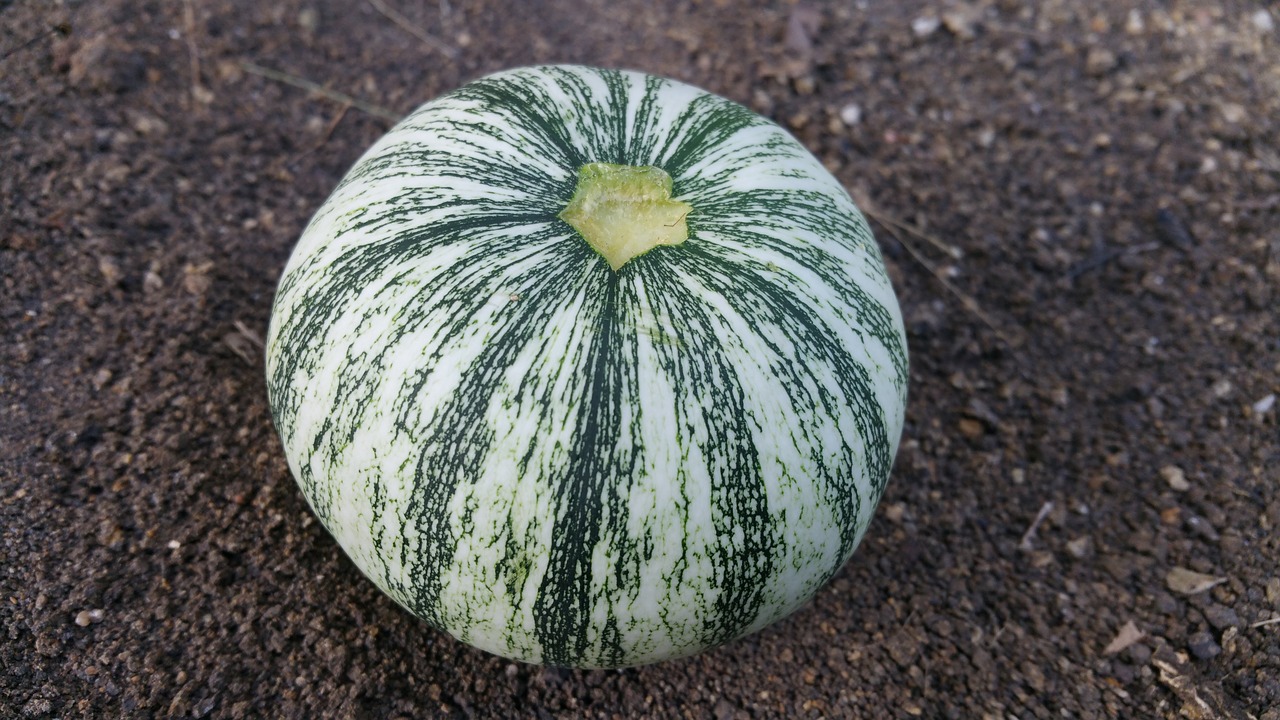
266, 65, 908, 668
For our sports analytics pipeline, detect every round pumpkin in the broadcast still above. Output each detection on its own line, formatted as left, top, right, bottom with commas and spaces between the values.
266, 65, 908, 668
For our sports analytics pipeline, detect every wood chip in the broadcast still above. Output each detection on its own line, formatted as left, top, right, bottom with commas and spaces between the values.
1166, 567, 1227, 595
1103, 620, 1144, 655
784, 4, 821, 58
1153, 660, 1214, 719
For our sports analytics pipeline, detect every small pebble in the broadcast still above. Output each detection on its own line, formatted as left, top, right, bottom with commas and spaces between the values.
297, 7, 319, 33
1187, 631, 1221, 661
97, 256, 122, 285
1185, 514, 1219, 541
911, 15, 940, 37
1210, 378, 1234, 398
74, 609, 104, 627
839, 103, 862, 126
144, 270, 165, 293
1126, 642, 1152, 665
1066, 536, 1091, 559
1085, 47, 1117, 77
1154, 591, 1180, 614
941, 8, 978, 40
1203, 604, 1240, 630
1253, 393, 1276, 415
1160, 465, 1190, 492
1253, 9, 1275, 33
1124, 9, 1144, 35
92, 368, 114, 391
1213, 103, 1244, 125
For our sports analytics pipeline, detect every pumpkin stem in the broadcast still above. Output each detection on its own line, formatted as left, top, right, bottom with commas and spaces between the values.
559, 163, 692, 271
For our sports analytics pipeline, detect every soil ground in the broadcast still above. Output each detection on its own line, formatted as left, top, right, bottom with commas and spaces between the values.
2, 0, 1278, 717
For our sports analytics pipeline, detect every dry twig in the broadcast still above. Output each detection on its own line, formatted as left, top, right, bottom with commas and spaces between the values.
876, 220, 1020, 347
1018, 501, 1054, 551
0, 22, 71, 64
224, 321, 265, 366
182, 0, 212, 105
316, 103, 352, 144
1153, 655, 1219, 719
239, 61, 400, 122
366, 0, 459, 58
861, 206, 963, 259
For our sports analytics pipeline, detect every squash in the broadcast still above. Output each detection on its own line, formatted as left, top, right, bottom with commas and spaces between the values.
266, 65, 908, 668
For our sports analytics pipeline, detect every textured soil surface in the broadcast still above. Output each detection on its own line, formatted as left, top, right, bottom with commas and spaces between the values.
3, 0, 1278, 717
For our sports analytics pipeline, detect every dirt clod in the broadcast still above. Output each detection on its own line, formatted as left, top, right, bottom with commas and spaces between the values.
1187, 632, 1222, 662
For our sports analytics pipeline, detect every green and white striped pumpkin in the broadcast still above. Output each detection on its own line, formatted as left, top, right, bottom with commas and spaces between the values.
266, 65, 908, 668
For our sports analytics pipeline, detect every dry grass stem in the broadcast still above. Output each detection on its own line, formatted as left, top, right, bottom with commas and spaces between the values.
367, 0, 459, 58
877, 220, 1020, 347
239, 61, 400, 122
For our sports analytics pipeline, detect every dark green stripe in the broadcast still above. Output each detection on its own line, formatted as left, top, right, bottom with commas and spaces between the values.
638, 264, 777, 647
691, 187, 908, 413
676, 243, 883, 562
532, 273, 626, 666
394, 236, 592, 625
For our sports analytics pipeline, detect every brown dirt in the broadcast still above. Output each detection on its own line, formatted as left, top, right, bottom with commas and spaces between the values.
3, 0, 1278, 717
